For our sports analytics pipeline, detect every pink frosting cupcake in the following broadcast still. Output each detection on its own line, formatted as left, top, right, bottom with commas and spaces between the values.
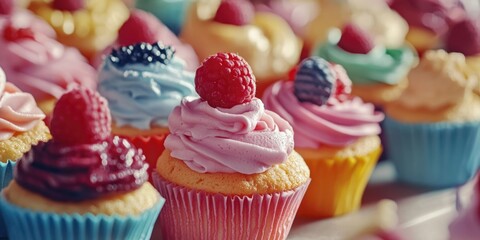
0, 4, 96, 117
97, 9, 199, 71
449, 174, 480, 240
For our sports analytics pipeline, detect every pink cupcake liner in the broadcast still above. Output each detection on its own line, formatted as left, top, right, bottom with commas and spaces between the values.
152, 173, 310, 240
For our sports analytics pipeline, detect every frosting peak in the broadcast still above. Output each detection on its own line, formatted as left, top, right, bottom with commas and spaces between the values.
0, 69, 45, 141
397, 50, 477, 110
165, 97, 294, 174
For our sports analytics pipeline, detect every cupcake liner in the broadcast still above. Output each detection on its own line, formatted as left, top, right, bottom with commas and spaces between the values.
152, 172, 310, 240
384, 117, 480, 188
0, 160, 15, 237
296, 146, 382, 218
122, 134, 167, 183
0, 193, 165, 240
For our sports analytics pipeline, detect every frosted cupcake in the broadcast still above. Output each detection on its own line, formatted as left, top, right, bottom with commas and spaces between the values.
98, 42, 196, 181
263, 56, 384, 218
313, 23, 417, 107
304, 0, 408, 53
135, 0, 194, 35
0, 9, 97, 118
29, 0, 129, 60
98, 9, 198, 71
180, 0, 302, 97
384, 50, 480, 188
0, 87, 164, 240
153, 53, 310, 239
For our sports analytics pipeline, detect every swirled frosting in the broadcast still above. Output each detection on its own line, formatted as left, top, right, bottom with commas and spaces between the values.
15, 136, 148, 201
98, 54, 196, 130
389, 0, 465, 34
313, 29, 416, 85
263, 81, 384, 148
396, 50, 477, 110
165, 97, 294, 174
180, 0, 301, 81
0, 18, 97, 101
0, 10, 55, 38
0, 69, 45, 141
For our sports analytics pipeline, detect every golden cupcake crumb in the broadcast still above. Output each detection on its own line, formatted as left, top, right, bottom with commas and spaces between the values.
0, 121, 51, 162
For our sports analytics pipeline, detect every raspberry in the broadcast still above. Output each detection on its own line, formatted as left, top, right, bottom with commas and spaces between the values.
213, 0, 254, 26
445, 18, 480, 57
52, 0, 85, 11
3, 24, 36, 41
294, 57, 336, 106
195, 52, 256, 108
337, 23, 375, 54
0, 0, 13, 15
50, 87, 112, 145
330, 63, 352, 97
109, 42, 175, 67
118, 10, 159, 47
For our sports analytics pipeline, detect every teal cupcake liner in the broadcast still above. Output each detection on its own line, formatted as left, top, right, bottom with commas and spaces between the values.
384, 117, 480, 188
0, 160, 15, 238
0, 192, 165, 240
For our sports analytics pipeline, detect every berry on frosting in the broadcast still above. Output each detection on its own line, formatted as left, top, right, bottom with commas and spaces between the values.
294, 57, 336, 106
0, 0, 13, 15
109, 42, 176, 67
445, 18, 480, 57
195, 52, 256, 108
337, 23, 375, 54
52, 0, 85, 11
331, 63, 352, 98
3, 24, 36, 41
213, 0, 254, 26
118, 10, 159, 47
50, 87, 111, 145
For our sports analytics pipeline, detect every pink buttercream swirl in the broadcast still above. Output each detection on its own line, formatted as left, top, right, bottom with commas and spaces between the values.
263, 81, 384, 148
0, 14, 96, 101
0, 70, 45, 141
165, 97, 294, 174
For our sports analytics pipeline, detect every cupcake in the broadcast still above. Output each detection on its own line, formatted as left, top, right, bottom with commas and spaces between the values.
304, 0, 408, 53
180, 0, 302, 97
263, 56, 384, 218
0, 87, 164, 240
97, 9, 198, 71
98, 42, 196, 182
389, 0, 466, 55
135, 0, 194, 35
444, 17, 480, 95
313, 23, 417, 107
153, 53, 310, 239
384, 50, 480, 188
0, 67, 49, 187
28, 0, 129, 61
0, 8, 97, 119
449, 173, 480, 240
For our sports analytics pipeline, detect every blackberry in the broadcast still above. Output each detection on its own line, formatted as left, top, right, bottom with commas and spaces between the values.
109, 42, 176, 67
294, 57, 336, 106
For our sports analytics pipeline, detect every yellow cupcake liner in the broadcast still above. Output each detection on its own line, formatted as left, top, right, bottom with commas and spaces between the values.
296, 146, 382, 219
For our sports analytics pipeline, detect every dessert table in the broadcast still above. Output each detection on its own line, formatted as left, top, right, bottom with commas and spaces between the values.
287, 161, 474, 240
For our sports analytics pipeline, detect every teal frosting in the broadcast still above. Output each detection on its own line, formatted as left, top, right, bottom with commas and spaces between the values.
98, 56, 196, 130
313, 29, 417, 85
135, 0, 194, 35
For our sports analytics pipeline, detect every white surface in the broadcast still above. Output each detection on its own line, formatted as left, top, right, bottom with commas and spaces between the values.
287, 161, 475, 240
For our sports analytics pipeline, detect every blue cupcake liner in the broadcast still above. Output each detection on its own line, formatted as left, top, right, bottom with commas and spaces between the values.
384, 117, 480, 188
0, 160, 15, 238
0, 192, 165, 240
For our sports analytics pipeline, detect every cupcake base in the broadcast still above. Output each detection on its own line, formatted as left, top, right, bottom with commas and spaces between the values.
296, 137, 382, 218
0, 160, 15, 237
0, 191, 165, 240
384, 117, 480, 188
152, 173, 309, 240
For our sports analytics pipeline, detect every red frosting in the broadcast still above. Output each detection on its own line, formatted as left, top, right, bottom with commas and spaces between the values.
14, 87, 148, 201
